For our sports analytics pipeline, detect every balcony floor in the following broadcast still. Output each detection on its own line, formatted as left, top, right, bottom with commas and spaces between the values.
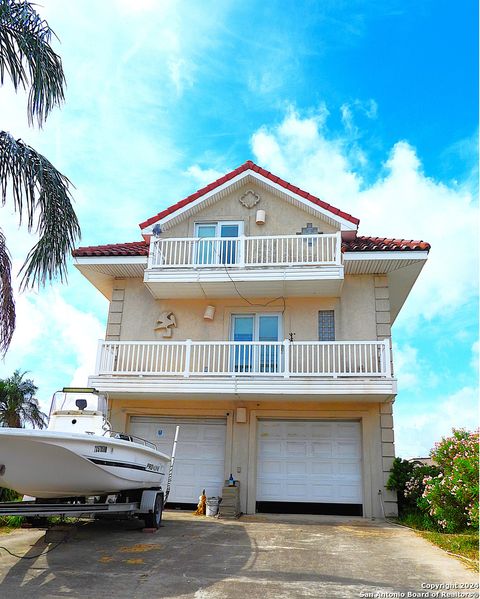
144, 266, 344, 298
88, 374, 397, 401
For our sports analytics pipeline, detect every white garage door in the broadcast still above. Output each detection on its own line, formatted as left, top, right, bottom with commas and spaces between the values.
257, 420, 362, 504
129, 417, 226, 504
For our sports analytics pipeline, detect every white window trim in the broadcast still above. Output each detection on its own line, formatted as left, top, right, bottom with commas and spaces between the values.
194, 221, 244, 237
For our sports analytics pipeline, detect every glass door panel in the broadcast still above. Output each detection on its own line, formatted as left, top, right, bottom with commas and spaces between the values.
258, 315, 280, 373
232, 315, 254, 372
196, 224, 216, 265
220, 224, 239, 265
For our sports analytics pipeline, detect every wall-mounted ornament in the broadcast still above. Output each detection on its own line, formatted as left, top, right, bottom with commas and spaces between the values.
155, 311, 177, 337
239, 189, 261, 209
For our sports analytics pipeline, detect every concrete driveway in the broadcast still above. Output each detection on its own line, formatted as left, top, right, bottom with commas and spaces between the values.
0, 512, 477, 598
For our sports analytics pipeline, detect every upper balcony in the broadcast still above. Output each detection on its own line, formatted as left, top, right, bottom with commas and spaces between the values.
88, 339, 396, 401
144, 232, 343, 299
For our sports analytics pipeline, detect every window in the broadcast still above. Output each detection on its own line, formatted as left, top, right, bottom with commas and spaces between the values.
318, 310, 335, 341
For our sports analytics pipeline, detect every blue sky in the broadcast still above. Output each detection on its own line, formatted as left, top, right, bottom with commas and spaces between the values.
0, 0, 478, 456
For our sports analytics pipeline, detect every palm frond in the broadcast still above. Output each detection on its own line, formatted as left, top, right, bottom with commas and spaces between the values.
0, 0, 65, 126
0, 131, 81, 290
0, 369, 47, 428
0, 228, 15, 356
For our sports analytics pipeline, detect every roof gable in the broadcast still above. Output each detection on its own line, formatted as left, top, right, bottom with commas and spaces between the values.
139, 160, 360, 234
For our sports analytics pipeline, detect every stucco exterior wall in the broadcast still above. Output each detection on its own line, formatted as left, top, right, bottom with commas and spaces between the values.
115, 274, 377, 342
108, 397, 395, 519
160, 182, 338, 239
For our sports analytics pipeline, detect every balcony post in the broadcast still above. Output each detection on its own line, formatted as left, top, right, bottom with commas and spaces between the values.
335, 231, 342, 265
383, 339, 392, 378
184, 339, 192, 377
283, 339, 290, 378
147, 236, 155, 269
238, 235, 246, 267
95, 339, 104, 375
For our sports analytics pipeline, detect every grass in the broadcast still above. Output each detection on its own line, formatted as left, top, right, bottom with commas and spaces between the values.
0, 516, 24, 534
397, 511, 479, 571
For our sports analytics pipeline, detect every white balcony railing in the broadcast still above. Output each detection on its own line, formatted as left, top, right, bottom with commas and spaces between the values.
95, 339, 391, 379
147, 233, 342, 269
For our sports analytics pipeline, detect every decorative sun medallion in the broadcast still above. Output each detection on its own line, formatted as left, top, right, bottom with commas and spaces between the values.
239, 189, 261, 209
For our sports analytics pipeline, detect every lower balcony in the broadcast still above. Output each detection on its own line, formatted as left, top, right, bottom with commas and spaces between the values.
89, 340, 396, 401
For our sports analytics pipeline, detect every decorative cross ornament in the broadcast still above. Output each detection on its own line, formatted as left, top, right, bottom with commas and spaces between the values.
296, 223, 320, 246
155, 311, 177, 337
297, 223, 319, 236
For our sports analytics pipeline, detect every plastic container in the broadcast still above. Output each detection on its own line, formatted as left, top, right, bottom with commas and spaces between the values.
206, 497, 220, 517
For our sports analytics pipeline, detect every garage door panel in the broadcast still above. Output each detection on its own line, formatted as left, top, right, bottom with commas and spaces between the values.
311, 440, 333, 457
259, 440, 282, 455
286, 482, 308, 499
257, 480, 283, 499
311, 460, 334, 475
336, 422, 361, 438
258, 422, 282, 438
311, 422, 334, 438
129, 417, 226, 504
286, 441, 307, 456
337, 484, 362, 502
286, 422, 308, 437
310, 482, 335, 501
259, 460, 283, 475
257, 420, 362, 505
336, 440, 360, 458
286, 461, 307, 475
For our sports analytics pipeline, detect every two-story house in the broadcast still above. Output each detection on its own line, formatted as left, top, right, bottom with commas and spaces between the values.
73, 160, 430, 519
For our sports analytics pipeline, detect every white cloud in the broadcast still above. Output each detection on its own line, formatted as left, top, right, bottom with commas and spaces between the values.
185, 165, 225, 187
395, 386, 480, 458
250, 107, 479, 323
0, 287, 104, 413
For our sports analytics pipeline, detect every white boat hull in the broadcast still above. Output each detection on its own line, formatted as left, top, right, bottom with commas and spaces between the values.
0, 429, 171, 499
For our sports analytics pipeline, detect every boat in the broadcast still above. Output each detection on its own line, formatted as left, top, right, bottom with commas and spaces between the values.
0, 388, 172, 499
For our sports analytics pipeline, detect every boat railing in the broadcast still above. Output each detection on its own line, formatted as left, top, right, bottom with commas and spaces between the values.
109, 431, 158, 451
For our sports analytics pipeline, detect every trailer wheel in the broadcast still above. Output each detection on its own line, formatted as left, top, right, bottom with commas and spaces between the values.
143, 492, 163, 529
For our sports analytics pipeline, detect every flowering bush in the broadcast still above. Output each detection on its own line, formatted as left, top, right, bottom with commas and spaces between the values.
418, 429, 479, 532
387, 457, 439, 515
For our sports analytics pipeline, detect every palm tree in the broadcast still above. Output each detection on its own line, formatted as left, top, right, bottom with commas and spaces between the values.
0, 0, 81, 356
0, 369, 47, 428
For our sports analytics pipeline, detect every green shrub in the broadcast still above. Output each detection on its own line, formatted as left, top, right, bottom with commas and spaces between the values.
419, 429, 479, 532
387, 457, 439, 516
0, 487, 20, 502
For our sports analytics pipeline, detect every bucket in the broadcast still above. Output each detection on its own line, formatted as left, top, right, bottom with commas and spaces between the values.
206, 497, 220, 517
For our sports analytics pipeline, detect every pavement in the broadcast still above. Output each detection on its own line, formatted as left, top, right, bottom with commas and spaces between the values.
0, 511, 477, 598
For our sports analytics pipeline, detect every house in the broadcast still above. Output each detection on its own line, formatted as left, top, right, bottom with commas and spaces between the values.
72, 160, 430, 518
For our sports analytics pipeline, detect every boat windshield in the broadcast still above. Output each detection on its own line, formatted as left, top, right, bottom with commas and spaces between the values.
49, 388, 107, 417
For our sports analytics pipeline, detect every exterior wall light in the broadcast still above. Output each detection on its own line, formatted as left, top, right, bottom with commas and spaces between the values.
203, 305, 216, 320
255, 209, 266, 225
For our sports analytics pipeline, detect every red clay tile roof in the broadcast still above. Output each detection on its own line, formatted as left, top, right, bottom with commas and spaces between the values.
72, 236, 430, 257
342, 236, 431, 252
138, 160, 360, 229
72, 241, 148, 257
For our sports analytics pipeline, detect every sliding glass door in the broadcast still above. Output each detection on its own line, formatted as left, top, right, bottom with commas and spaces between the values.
231, 314, 282, 373
195, 222, 242, 265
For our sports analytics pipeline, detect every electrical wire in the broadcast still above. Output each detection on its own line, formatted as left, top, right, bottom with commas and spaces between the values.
0, 540, 65, 560
217, 239, 287, 314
